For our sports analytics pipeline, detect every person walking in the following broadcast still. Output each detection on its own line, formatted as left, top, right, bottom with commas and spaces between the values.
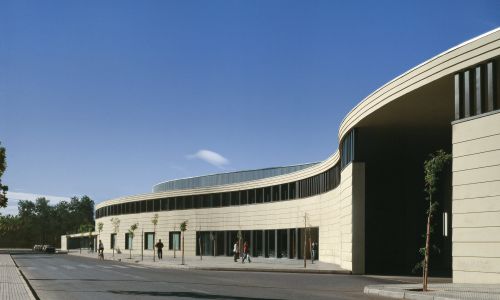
311, 241, 317, 264
242, 241, 251, 263
233, 241, 239, 262
155, 239, 164, 260
98, 240, 104, 260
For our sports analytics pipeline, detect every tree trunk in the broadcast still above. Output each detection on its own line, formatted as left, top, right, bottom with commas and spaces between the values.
423, 199, 432, 291
303, 215, 307, 268
182, 232, 185, 265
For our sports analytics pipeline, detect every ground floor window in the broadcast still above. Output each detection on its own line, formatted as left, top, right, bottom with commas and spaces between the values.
169, 231, 180, 250
144, 232, 155, 250
125, 233, 133, 250
110, 233, 116, 249
194, 227, 319, 259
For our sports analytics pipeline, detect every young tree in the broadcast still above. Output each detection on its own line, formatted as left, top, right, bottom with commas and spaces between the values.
128, 223, 138, 259
421, 150, 451, 291
111, 217, 120, 257
180, 220, 188, 265
303, 213, 308, 268
152, 214, 158, 262
0, 142, 8, 209
97, 222, 103, 248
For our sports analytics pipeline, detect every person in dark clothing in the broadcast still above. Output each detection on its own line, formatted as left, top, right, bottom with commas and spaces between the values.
98, 240, 104, 260
155, 239, 164, 259
311, 241, 317, 264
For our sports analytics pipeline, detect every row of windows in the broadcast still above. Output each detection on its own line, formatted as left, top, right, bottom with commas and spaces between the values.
454, 58, 499, 120
341, 129, 356, 170
96, 164, 341, 219
117, 232, 181, 250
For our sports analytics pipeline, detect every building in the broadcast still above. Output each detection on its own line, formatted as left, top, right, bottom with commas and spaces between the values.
66, 28, 500, 283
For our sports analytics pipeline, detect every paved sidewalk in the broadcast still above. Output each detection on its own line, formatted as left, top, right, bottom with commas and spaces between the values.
68, 249, 349, 273
0, 254, 36, 300
365, 283, 500, 300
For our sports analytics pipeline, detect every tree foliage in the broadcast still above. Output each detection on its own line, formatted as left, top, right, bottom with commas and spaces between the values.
0, 142, 8, 208
0, 195, 95, 248
420, 150, 451, 291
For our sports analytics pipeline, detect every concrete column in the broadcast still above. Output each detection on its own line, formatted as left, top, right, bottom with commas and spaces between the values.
274, 229, 278, 258
295, 228, 299, 259
223, 231, 227, 256
286, 229, 290, 258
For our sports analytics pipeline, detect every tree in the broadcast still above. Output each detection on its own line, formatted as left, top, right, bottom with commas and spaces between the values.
111, 217, 120, 257
180, 220, 188, 265
152, 214, 158, 262
97, 221, 104, 252
0, 142, 8, 209
128, 223, 138, 259
303, 213, 308, 268
421, 150, 451, 291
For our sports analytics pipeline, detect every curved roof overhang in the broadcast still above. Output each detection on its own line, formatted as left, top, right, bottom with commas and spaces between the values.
96, 28, 500, 209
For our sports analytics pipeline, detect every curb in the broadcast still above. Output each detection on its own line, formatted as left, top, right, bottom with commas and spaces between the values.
10, 255, 39, 300
364, 285, 458, 300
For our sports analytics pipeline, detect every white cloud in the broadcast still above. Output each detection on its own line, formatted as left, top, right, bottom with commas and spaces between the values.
1, 192, 72, 216
187, 149, 229, 168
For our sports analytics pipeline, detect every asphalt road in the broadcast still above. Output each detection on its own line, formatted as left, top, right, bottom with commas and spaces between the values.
12, 254, 397, 300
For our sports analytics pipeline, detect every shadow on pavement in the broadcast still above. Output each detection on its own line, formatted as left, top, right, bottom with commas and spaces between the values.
110, 290, 282, 299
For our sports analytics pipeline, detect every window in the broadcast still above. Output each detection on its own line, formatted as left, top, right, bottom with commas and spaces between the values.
125, 233, 132, 250
202, 194, 212, 208
144, 232, 155, 250
176, 197, 184, 210
184, 196, 192, 209
264, 187, 271, 202
248, 189, 256, 204
221, 193, 230, 207
230, 192, 239, 206
154, 199, 160, 211
169, 232, 181, 250
161, 198, 168, 211
272, 185, 280, 201
212, 194, 221, 207
168, 198, 176, 210
193, 195, 201, 209
111, 233, 116, 249
256, 188, 263, 203
281, 184, 289, 200
240, 190, 248, 205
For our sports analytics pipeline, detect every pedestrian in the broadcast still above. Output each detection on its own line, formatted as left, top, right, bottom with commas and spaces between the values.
98, 240, 104, 260
242, 241, 251, 263
233, 240, 239, 262
311, 241, 317, 264
89, 240, 94, 253
155, 239, 164, 260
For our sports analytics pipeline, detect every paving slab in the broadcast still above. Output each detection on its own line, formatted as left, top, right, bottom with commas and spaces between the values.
364, 283, 500, 300
0, 254, 36, 300
67, 249, 350, 274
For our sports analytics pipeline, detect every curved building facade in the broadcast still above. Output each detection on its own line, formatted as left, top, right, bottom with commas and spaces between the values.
86, 29, 500, 283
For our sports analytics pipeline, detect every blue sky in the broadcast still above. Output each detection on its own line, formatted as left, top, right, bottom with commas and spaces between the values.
1, 0, 499, 214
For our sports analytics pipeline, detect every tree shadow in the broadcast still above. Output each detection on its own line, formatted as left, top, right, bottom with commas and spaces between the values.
109, 290, 282, 300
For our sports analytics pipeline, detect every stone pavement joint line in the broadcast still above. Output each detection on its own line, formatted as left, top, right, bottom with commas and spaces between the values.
0, 254, 36, 300
365, 283, 500, 300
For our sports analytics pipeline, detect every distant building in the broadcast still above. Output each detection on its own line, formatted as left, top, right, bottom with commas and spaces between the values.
68, 28, 500, 283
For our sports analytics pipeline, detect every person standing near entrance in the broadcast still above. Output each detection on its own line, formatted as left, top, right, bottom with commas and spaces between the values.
98, 240, 104, 260
155, 239, 164, 260
242, 241, 251, 263
311, 241, 317, 264
233, 241, 239, 262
